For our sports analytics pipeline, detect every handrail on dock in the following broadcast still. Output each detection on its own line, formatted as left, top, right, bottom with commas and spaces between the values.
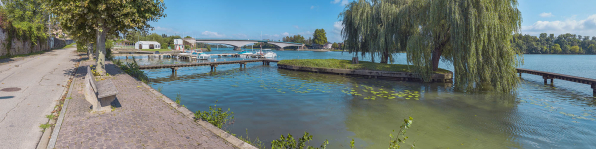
517, 68, 596, 96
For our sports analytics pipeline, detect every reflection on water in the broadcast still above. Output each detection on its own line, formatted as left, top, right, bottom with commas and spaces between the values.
115, 49, 596, 148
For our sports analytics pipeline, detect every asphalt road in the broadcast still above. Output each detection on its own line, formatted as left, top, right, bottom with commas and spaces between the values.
0, 48, 78, 149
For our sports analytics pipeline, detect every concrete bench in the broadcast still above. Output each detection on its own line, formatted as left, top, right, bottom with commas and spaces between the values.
83, 66, 118, 112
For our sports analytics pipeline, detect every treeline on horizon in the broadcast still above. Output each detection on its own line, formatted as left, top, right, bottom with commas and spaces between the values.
513, 33, 596, 54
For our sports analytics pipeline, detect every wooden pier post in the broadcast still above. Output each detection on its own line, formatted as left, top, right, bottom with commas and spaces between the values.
171, 67, 178, 73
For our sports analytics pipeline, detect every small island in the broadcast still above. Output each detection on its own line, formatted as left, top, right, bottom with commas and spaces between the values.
277, 59, 453, 83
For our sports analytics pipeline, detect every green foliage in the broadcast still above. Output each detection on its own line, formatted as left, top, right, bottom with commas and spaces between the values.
194, 100, 234, 130
342, 0, 522, 92
512, 33, 596, 54
233, 129, 266, 149
313, 29, 327, 45
114, 58, 150, 83
570, 46, 582, 54
39, 123, 53, 130
0, 0, 50, 53
271, 132, 328, 149
46, 114, 57, 120
206, 45, 212, 52
331, 43, 339, 49
64, 43, 76, 49
283, 35, 306, 43
157, 86, 163, 92
278, 59, 450, 74
175, 93, 181, 105
389, 117, 415, 149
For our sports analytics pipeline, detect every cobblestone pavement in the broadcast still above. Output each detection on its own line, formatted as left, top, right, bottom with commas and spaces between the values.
55, 61, 236, 149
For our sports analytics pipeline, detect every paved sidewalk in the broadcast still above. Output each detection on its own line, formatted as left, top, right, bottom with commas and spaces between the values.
55, 60, 235, 148
0, 48, 78, 148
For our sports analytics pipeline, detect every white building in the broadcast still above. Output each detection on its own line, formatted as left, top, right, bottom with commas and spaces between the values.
135, 41, 161, 49
173, 39, 184, 51
324, 42, 333, 49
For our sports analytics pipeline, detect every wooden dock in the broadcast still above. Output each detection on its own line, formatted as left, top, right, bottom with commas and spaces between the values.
138, 59, 279, 72
517, 68, 596, 95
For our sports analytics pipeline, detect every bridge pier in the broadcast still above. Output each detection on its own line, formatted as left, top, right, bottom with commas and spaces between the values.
240, 63, 246, 68
171, 67, 178, 73
233, 46, 242, 51
592, 84, 596, 96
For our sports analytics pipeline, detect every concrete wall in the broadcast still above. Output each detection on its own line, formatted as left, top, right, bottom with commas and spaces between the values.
0, 27, 72, 57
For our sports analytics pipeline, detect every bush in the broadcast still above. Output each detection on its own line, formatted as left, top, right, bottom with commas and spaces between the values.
194, 100, 234, 130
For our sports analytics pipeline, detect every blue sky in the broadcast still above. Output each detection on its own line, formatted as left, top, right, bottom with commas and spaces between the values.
149, 0, 596, 42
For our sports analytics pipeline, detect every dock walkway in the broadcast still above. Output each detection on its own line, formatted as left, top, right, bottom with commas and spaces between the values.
139, 59, 279, 72
517, 68, 596, 95
53, 61, 236, 148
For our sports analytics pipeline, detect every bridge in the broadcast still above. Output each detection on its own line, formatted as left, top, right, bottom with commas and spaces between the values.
194, 39, 304, 51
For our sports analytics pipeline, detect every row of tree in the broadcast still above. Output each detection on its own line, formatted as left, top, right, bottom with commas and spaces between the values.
341, 0, 522, 92
51, 0, 166, 76
512, 33, 596, 54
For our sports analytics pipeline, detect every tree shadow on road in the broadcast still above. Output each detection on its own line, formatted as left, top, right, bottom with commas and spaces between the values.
0, 96, 15, 99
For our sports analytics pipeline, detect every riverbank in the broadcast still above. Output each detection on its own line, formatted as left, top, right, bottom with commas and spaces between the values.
50, 59, 252, 148
278, 59, 452, 82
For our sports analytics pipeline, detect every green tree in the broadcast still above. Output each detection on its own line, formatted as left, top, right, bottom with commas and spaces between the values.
552, 44, 562, 54
313, 29, 327, 45
341, 0, 522, 92
1, 0, 50, 55
570, 45, 581, 54
51, 0, 166, 75
332, 42, 339, 49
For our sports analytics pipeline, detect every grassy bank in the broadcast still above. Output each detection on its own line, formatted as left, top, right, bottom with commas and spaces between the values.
278, 59, 451, 74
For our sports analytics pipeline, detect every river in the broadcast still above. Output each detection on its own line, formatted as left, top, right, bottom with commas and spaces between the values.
115, 48, 596, 148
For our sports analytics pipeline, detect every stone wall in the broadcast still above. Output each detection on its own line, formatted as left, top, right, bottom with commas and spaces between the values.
0, 27, 72, 57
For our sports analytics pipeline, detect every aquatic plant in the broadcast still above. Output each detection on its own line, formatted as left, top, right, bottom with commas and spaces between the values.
271, 132, 328, 149
114, 58, 150, 83
175, 93, 181, 105
194, 100, 235, 129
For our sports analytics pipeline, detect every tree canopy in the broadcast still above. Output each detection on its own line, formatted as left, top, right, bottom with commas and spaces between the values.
0, 0, 50, 54
313, 29, 328, 45
50, 0, 166, 75
512, 33, 596, 54
341, 0, 523, 92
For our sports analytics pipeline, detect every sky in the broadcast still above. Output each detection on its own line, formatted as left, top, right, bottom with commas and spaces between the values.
149, 0, 596, 42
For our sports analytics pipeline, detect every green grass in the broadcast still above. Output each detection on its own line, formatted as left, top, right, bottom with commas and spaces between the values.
278, 59, 451, 74
140, 49, 172, 52
63, 43, 76, 49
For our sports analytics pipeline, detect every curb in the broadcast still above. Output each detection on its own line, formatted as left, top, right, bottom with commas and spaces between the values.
38, 54, 80, 149
139, 82, 257, 149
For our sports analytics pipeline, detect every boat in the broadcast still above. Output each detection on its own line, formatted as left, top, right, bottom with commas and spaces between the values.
197, 53, 211, 60
256, 49, 277, 58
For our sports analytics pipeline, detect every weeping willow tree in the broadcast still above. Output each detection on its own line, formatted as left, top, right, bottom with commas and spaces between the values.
341, 0, 523, 92
340, 0, 417, 64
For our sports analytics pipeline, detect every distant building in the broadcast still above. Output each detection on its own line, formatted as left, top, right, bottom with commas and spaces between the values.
135, 41, 161, 49
174, 39, 184, 51
324, 42, 332, 49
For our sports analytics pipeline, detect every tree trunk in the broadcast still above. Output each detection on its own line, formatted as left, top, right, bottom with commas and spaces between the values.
87, 43, 94, 61
431, 47, 443, 71
380, 48, 389, 64
96, 28, 107, 76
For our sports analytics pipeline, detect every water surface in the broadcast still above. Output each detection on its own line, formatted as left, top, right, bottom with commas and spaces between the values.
115, 49, 596, 148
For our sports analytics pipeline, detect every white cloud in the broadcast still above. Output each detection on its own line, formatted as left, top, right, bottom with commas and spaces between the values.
293, 25, 300, 29
311, 6, 315, 9
522, 14, 596, 36
332, 21, 344, 42
201, 31, 226, 38
153, 26, 177, 34
282, 32, 290, 36
540, 12, 554, 18
331, 0, 348, 6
